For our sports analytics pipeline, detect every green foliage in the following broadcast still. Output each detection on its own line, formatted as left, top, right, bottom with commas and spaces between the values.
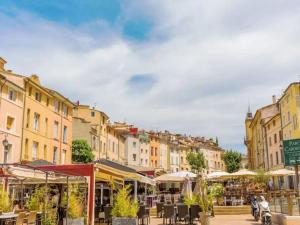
186, 152, 207, 174
184, 195, 198, 206
72, 140, 95, 163
209, 183, 224, 198
254, 168, 271, 190
196, 178, 213, 213
27, 186, 57, 225
223, 150, 242, 173
61, 184, 84, 219
111, 185, 138, 218
0, 189, 11, 212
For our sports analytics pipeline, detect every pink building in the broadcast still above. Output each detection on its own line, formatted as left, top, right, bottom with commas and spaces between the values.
0, 58, 24, 163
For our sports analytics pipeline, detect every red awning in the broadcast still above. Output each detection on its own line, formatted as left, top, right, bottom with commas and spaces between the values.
34, 164, 94, 177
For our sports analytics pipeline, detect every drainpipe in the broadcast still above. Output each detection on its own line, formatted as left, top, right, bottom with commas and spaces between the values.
263, 126, 270, 171
20, 80, 27, 162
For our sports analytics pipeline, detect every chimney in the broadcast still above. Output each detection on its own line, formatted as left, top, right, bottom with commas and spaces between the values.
0, 57, 7, 71
272, 95, 276, 104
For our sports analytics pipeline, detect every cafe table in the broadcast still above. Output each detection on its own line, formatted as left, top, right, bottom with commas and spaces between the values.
0, 213, 18, 225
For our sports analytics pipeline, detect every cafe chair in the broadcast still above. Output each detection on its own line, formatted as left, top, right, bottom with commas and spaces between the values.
163, 204, 176, 225
26, 211, 37, 225
190, 204, 200, 223
156, 202, 163, 218
103, 205, 112, 225
15, 212, 27, 225
177, 204, 189, 224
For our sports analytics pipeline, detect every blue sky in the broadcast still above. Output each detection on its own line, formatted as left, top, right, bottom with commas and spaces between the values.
0, 0, 153, 40
1, 1, 300, 153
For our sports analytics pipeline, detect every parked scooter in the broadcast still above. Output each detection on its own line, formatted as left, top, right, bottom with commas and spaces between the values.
259, 196, 272, 225
251, 196, 260, 221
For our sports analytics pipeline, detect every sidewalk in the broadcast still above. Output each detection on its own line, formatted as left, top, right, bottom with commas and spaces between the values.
150, 214, 261, 225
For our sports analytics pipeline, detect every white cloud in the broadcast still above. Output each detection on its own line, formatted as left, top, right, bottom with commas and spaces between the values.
1, 1, 300, 152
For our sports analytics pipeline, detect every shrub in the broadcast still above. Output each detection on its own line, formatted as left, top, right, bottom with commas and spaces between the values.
184, 195, 198, 206
210, 183, 224, 198
61, 184, 84, 219
0, 189, 11, 212
111, 185, 138, 218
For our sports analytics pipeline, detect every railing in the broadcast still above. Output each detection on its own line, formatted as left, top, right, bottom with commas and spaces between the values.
267, 191, 300, 216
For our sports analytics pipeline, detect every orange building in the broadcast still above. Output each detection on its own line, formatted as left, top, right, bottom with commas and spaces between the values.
149, 132, 160, 168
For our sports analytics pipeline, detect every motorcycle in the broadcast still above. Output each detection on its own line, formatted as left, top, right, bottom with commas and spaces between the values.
251, 196, 260, 221
260, 196, 272, 225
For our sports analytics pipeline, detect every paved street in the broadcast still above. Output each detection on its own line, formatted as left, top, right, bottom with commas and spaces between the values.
150, 214, 262, 225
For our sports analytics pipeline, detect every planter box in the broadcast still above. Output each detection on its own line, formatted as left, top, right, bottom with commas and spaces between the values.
112, 217, 138, 225
63, 217, 84, 225
199, 212, 210, 225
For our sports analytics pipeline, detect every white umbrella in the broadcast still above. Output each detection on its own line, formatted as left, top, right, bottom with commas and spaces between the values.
182, 175, 192, 198
169, 171, 197, 178
230, 169, 257, 177
154, 171, 197, 183
268, 169, 295, 176
206, 171, 230, 180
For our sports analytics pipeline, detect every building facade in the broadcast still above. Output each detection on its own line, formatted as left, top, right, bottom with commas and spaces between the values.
0, 60, 24, 163
149, 133, 160, 168
139, 131, 150, 167
21, 75, 74, 164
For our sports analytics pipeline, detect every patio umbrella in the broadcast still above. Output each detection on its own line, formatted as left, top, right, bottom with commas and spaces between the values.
229, 169, 257, 177
182, 175, 192, 199
206, 171, 230, 180
154, 171, 197, 183
169, 171, 197, 178
268, 168, 295, 176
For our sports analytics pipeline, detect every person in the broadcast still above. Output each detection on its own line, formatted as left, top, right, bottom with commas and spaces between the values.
13, 200, 21, 212
268, 179, 274, 191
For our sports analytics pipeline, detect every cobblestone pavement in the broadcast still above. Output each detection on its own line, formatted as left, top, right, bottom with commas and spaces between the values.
150, 214, 262, 225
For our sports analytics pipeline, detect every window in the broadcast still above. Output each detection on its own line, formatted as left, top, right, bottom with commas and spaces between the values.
133, 154, 136, 161
44, 145, 47, 160
46, 98, 50, 106
279, 130, 282, 141
24, 139, 29, 159
112, 142, 115, 152
155, 148, 157, 156
54, 121, 59, 139
8, 88, 17, 101
91, 111, 95, 117
151, 147, 153, 155
145, 159, 148, 164
63, 105, 68, 117
29, 87, 32, 96
6, 116, 15, 131
273, 120, 276, 126
45, 118, 48, 136
133, 142, 137, 148
33, 113, 40, 131
141, 148, 143, 153
141, 159, 143, 164
276, 152, 279, 165
61, 149, 66, 164
32, 141, 39, 160
269, 137, 272, 147
53, 147, 58, 164
26, 109, 30, 128
63, 126, 67, 143
54, 100, 60, 113
145, 149, 148, 154
35, 92, 41, 102
293, 114, 298, 129
274, 133, 277, 144
270, 153, 273, 167
3, 144, 11, 163
267, 124, 270, 130
155, 160, 157, 167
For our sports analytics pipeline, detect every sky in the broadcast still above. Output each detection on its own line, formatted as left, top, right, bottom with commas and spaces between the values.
0, 0, 299, 153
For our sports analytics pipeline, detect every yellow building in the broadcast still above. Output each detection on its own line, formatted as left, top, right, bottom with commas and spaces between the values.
179, 144, 191, 171
73, 105, 109, 160
279, 82, 300, 140
265, 113, 284, 170
21, 75, 74, 164
246, 97, 279, 170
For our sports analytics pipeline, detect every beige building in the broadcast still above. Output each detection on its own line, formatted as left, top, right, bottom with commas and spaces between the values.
200, 144, 225, 174
73, 105, 109, 160
0, 59, 24, 163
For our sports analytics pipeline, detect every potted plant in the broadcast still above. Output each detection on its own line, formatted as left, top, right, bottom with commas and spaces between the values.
27, 186, 57, 225
184, 194, 198, 207
111, 185, 138, 225
0, 189, 11, 212
62, 185, 84, 225
195, 177, 212, 225
210, 183, 224, 206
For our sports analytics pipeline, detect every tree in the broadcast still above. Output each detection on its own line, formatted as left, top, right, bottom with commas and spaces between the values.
254, 168, 271, 191
186, 152, 207, 174
223, 150, 242, 173
72, 139, 95, 163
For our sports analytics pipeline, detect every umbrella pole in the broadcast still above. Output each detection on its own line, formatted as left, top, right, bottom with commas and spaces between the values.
295, 166, 300, 197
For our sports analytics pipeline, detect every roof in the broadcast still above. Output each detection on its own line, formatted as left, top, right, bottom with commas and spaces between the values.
27, 159, 53, 166
278, 82, 300, 102
94, 159, 137, 173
